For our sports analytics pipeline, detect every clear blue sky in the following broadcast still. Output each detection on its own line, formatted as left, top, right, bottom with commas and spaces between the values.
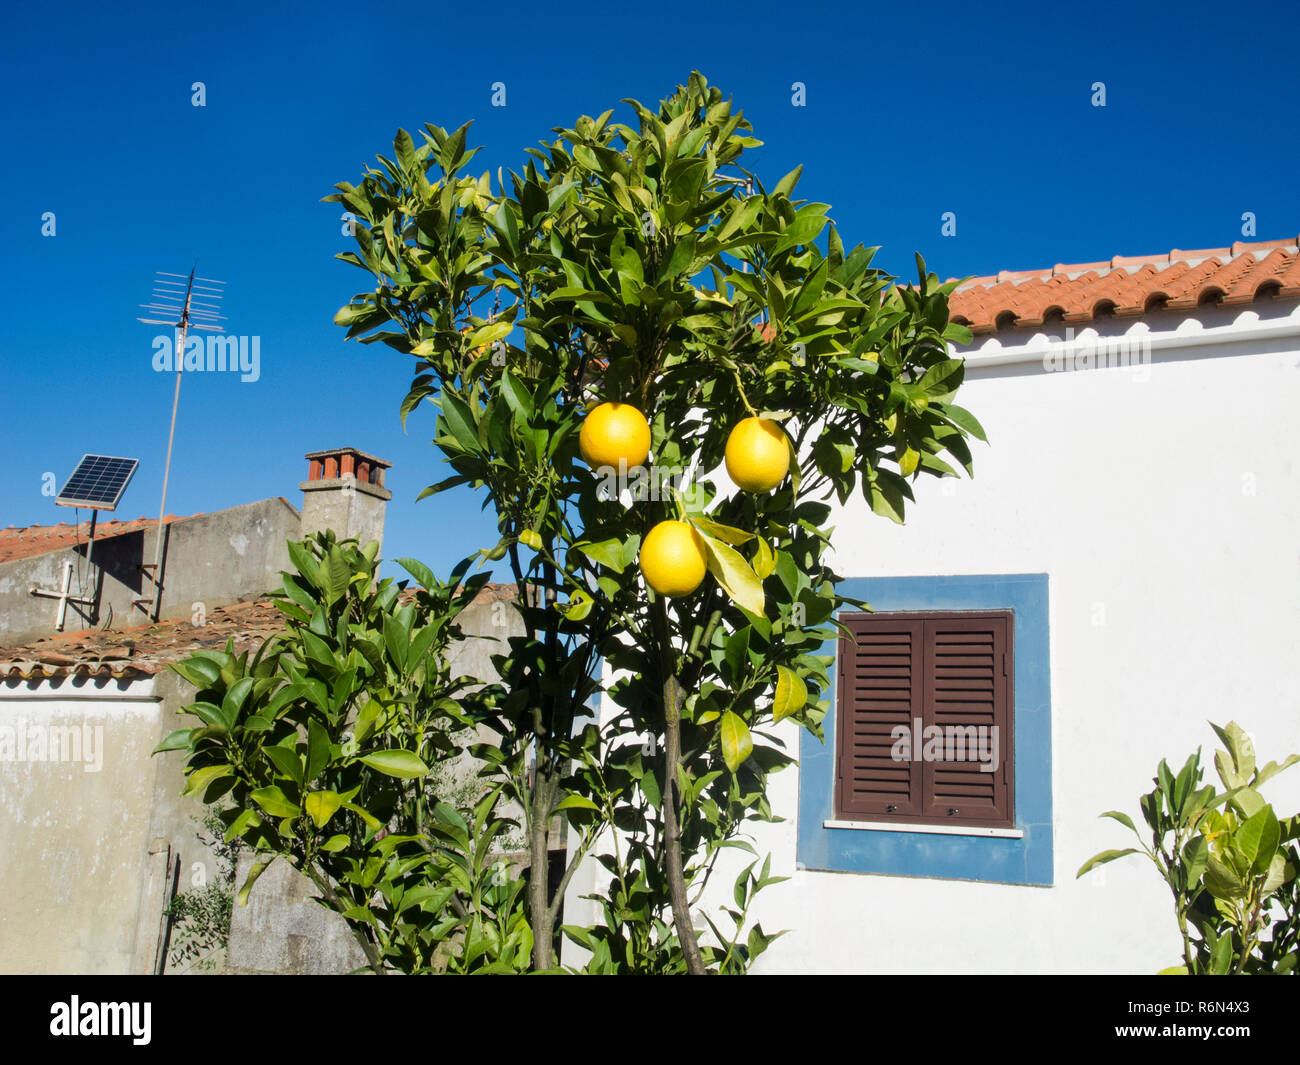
2, 0, 1295, 582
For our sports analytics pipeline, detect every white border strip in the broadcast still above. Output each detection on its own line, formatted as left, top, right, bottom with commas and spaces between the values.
956, 312, 1300, 370
824, 819, 1025, 839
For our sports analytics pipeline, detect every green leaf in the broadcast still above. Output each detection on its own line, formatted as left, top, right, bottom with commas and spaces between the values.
1255, 753, 1300, 788
322, 546, 351, 603
864, 467, 911, 525
251, 785, 301, 819
1210, 934, 1234, 974
937, 404, 987, 443
1236, 805, 1279, 870
358, 749, 430, 778
152, 729, 194, 755
304, 791, 344, 829
1204, 855, 1249, 900
772, 165, 803, 199
1101, 810, 1138, 834
1076, 848, 1140, 878
720, 711, 753, 772
572, 538, 627, 573
772, 666, 807, 724
286, 540, 319, 586
687, 515, 753, 546
224, 808, 263, 843
183, 765, 234, 798
500, 371, 533, 421
554, 794, 600, 813
468, 321, 511, 349
437, 390, 479, 454
396, 557, 437, 590
1230, 786, 1266, 820
1183, 834, 1209, 884
916, 359, 965, 397
698, 532, 765, 617
492, 201, 518, 255
306, 718, 331, 783
189, 700, 235, 734
1210, 720, 1256, 787
237, 858, 274, 907
1261, 851, 1289, 894
561, 590, 593, 621
342, 801, 383, 831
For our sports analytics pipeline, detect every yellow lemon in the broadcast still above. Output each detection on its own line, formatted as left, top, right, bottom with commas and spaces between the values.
579, 402, 651, 470
724, 417, 790, 493
639, 520, 708, 597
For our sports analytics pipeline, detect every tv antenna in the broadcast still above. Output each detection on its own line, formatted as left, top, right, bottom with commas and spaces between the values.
136, 265, 226, 620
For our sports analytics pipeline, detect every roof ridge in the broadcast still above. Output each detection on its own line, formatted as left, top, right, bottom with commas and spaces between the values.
950, 236, 1300, 291
948, 236, 1300, 337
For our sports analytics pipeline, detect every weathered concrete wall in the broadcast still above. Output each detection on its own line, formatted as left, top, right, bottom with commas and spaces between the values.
0, 496, 301, 646
0, 676, 163, 974
146, 667, 230, 974
226, 853, 368, 974
300, 478, 389, 558
0, 668, 239, 975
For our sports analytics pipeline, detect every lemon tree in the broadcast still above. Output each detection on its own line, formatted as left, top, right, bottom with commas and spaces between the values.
328, 72, 983, 972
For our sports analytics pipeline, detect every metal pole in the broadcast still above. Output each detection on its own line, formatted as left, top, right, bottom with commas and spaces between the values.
85, 510, 98, 624
149, 273, 192, 620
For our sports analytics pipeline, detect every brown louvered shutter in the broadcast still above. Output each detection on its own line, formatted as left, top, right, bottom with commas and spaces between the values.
835, 617, 924, 819
920, 615, 1012, 826
836, 612, 1014, 829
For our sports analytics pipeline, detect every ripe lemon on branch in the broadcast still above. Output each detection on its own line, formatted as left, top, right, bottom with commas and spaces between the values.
725, 417, 790, 493
639, 520, 707, 597
578, 402, 651, 469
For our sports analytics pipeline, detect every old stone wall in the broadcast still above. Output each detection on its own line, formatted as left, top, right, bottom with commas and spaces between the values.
0, 497, 301, 646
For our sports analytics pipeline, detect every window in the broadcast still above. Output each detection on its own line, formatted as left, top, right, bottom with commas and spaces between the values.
834, 611, 1014, 829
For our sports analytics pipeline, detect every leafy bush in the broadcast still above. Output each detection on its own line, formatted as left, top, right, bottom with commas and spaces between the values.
156, 532, 530, 973
1079, 721, 1299, 974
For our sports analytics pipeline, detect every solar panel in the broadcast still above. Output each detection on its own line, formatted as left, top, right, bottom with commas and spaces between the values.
56, 454, 139, 511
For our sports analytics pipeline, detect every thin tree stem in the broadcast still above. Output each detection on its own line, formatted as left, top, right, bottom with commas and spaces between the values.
654, 596, 706, 974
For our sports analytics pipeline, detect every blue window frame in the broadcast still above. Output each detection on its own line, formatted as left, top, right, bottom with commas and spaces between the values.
797, 574, 1053, 886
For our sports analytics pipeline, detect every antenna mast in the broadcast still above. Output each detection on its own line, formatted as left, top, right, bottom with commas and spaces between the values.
136, 266, 226, 620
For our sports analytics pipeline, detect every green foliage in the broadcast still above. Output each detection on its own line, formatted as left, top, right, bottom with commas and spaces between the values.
1078, 720, 1300, 975
325, 72, 982, 972
157, 532, 530, 973
164, 805, 236, 972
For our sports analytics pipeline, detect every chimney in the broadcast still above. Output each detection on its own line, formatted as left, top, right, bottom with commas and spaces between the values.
299, 447, 393, 556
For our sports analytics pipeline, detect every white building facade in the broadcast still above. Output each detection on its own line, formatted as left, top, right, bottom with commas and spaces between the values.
568, 239, 1300, 973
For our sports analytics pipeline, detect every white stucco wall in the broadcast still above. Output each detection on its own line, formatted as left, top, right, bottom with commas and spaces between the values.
0, 678, 163, 974
566, 301, 1300, 974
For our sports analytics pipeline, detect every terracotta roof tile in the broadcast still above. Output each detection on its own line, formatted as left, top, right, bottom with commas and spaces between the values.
0, 583, 520, 683
0, 514, 192, 565
948, 236, 1300, 336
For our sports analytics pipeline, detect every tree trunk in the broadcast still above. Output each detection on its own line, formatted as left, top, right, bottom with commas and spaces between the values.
662, 671, 706, 974
529, 767, 555, 970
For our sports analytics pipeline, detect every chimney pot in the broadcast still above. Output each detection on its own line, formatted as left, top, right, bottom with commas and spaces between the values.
299, 447, 393, 555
